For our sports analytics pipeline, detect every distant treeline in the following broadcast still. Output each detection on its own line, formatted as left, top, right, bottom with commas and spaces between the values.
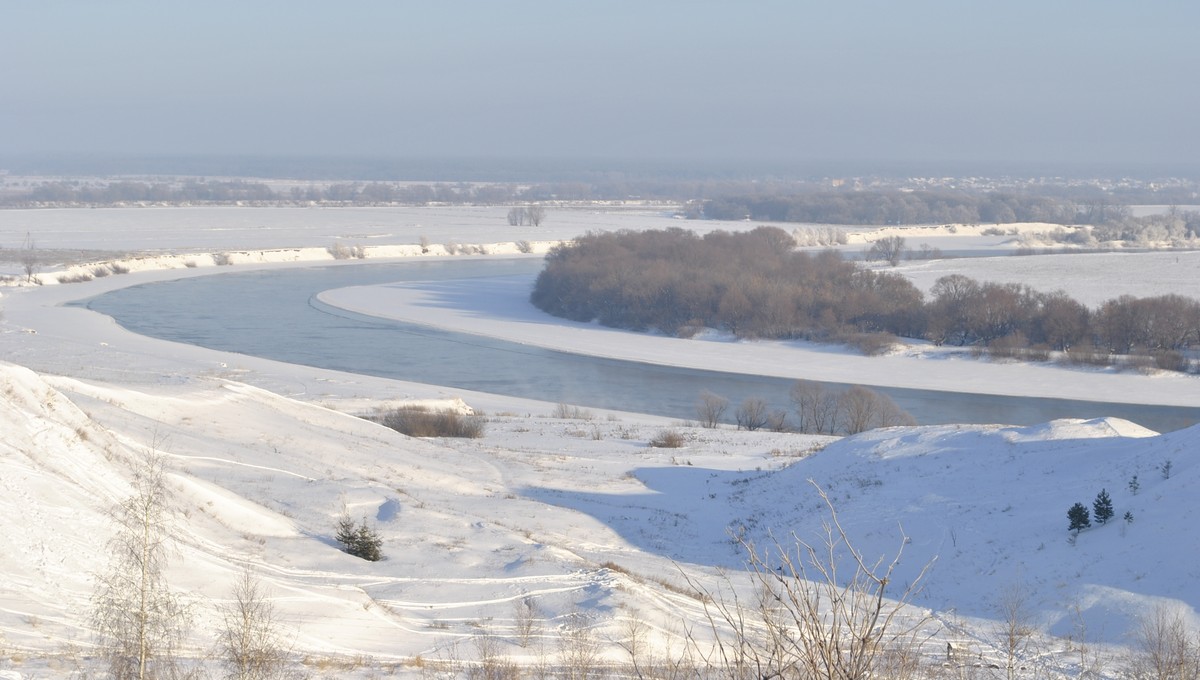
0, 179, 532, 207
531, 228, 1200, 369
701, 190, 1080, 225
6, 179, 1196, 221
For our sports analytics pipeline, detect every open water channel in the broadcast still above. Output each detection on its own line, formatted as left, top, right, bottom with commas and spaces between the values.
80, 258, 1200, 433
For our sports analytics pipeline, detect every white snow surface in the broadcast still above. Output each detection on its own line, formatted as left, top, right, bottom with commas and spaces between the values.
0, 205, 1198, 677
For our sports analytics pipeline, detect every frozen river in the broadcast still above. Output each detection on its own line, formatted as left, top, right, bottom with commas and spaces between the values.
80, 259, 1200, 432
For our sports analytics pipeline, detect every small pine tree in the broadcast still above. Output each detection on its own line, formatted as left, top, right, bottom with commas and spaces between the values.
1067, 502, 1091, 534
335, 514, 384, 561
1128, 474, 1140, 495
1160, 459, 1173, 480
335, 514, 357, 548
353, 522, 384, 562
1093, 489, 1114, 525
1124, 511, 1134, 524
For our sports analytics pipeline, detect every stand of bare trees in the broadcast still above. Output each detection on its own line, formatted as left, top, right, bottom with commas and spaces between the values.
790, 380, 915, 435
531, 227, 923, 340
532, 228, 1200, 371
507, 205, 546, 226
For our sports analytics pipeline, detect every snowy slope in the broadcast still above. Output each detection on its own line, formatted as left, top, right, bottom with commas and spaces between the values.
3, 358, 1197, 678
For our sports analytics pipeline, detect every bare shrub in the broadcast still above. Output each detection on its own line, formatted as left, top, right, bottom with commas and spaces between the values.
552, 403, 593, 420
327, 242, 353, 260
57, 271, 94, 284
213, 252, 234, 265
92, 265, 112, 278
1062, 344, 1113, 367
1024, 343, 1052, 362
690, 481, 933, 680
696, 390, 729, 428
110, 262, 131, 274
1152, 350, 1188, 372
515, 240, 534, 254
845, 332, 897, 356
767, 409, 789, 432
1124, 353, 1158, 374
649, 429, 686, 448
375, 405, 485, 438
986, 333, 1028, 360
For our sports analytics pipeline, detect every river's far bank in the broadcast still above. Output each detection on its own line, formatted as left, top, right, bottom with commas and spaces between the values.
318, 274, 1200, 410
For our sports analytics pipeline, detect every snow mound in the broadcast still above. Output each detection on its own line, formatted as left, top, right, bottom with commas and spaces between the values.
727, 418, 1200, 644
1001, 417, 1159, 442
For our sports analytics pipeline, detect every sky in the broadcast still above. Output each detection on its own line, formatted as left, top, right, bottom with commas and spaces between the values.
3, 1, 1199, 174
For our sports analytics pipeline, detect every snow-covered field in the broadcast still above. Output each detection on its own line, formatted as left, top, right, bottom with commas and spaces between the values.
1, 205, 1198, 678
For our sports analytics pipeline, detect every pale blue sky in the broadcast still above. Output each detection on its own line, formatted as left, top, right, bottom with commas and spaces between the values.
3, 1, 1198, 171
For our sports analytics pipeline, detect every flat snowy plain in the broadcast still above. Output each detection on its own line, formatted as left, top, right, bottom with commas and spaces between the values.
1, 205, 1198, 679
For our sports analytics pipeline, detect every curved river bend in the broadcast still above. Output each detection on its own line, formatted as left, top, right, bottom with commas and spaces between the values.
80, 259, 1200, 432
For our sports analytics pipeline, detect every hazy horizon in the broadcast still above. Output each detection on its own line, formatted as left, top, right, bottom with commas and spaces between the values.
4, 2, 1199, 178
10, 153, 1200, 183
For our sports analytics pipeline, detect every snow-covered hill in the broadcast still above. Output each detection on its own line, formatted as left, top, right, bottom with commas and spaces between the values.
2, 360, 1196, 677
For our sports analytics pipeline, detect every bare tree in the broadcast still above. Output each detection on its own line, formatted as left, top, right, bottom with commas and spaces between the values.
507, 207, 526, 226
469, 625, 519, 680
525, 205, 546, 227
696, 390, 729, 428
838, 385, 914, 434
217, 567, 300, 680
513, 596, 538, 649
867, 235, 907, 266
991, 581, 1037, 680
791, 379, 840, 435
767, 409, 789, 432
558, 612, 600, 680
735, 397, 770, 431
691, 481, 933, 680
20, 232, 39, 283
91, 452, 189, 680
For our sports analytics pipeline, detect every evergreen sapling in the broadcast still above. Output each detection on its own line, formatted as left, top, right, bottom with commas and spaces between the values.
1067, 502, 1091, 534
1093, 489, 1114, 525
